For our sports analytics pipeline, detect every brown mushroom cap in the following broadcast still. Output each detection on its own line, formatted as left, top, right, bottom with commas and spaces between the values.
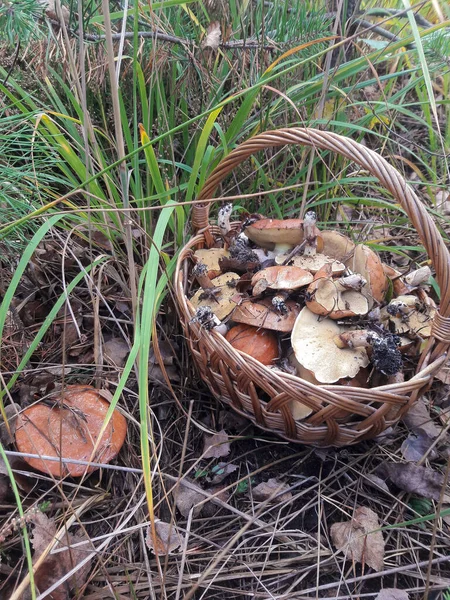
291, 308, 369, 383
15, 385, 127, 477
251, 265, 313, 295
350, 244, 388, 308
194, 248, 230, 278
225, 324, 279, 365
305, 264, 369, 319
245, 218, 324, 252
190, 272, 240, 320
275, 253, 346, 275
232, 297, 300, 332
321, 230, 356, 260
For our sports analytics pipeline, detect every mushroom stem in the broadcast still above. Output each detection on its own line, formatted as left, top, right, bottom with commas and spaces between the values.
334, 330, 373, 349
386, 295, 419, 317
335, 330, 403, 376
404, 266, 431, 287
303, 211, 318, 257
191, 306, 222, 330
335, 273, 367, 292
281, 240, 306, 265
272, 291, 289, 314
192, 262, 215, 290
218, 203, 233, 235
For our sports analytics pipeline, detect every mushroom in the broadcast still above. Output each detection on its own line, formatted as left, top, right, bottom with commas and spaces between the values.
303, 211, 319, 256
291, 307, 369, 383
305, 264, 369, 319
320, 230, 356, 261
380, 295, 436, 339
194, 248, 231, 278
190, 306, 228, 335
218, 203, 233, 236
393, 265, 432, 296
244, 218, 324, 255
251, 265, 313, 296
232, 297, 300, 332
275, 253, 346, 275
334, 330, 403, 376
348, 244, 388, 308
15, 385, 127, 477
190, 272, 240, 320
225, 323, 279, 365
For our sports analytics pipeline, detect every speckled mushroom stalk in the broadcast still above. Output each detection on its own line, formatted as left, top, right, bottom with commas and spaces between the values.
218, 203, 233, 236
302, 211, 318, 256
192, 262, 216, 291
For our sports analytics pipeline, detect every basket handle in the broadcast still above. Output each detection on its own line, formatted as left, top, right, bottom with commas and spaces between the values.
193, 127, 450, 331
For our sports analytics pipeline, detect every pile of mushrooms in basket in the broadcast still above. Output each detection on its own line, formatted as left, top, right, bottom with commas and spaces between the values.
187, 204, 435, 421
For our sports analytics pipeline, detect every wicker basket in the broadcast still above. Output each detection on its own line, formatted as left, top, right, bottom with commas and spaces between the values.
174, 128, 450, 446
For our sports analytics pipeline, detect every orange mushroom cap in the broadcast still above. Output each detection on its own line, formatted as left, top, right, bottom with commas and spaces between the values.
15, 385, 127, 477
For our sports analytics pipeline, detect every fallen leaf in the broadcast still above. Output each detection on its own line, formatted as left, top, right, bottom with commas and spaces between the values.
402, 398, 441, 439
31, 512, 92, 600
363, 474, 390, 494
378, 462, 447, 501
149, 340, 179, 366
202, 485, 230, 517
145, 520, 185, 555
173, 480, 205, 517
148, 363, 180, 385
210, 462, 238, 484
203, 430, 230, 459
375, 590, 409, 600
0, 402, 20, 445
252, 478, 293, 503
104, 337, 129, 367
401, 431, 438, 462
202, 21, 221, 50
330, 506, 385, 572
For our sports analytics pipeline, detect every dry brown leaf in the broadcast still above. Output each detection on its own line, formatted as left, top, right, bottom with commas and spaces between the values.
203, 430, 230, 459
402, 398, 441, 439
202, 21, 221, 49
401, 430, 438, 460
145, 520, 185, 555
363, 474, 390, 494
400, 431, 437, 462
375, 590, 409, 600
31, 512, 92, 599
330, 506, 385, 572
252, 478, 293, 503
434, 355, 450, 384
210, 462, 238, 484
378, 462, 447, 501
104, 337, 129, 367
173, 480, 205, 517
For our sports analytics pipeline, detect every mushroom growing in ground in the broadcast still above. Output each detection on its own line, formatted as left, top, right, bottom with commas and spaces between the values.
291, 307, 369, 383
225, 323, 279, 365
15, 386, 127, 477
251, 265, 313, 296
233, 297, 300, 332
190, 272, 241, 320
244, 218, 324, 255
305, 264, 369, 319
348, 244, 388, 308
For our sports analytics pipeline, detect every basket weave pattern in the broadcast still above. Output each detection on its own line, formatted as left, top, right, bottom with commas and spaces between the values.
175, 128, 450, 446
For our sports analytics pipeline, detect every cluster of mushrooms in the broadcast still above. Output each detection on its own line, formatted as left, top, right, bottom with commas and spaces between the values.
188, 205, 435, 420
